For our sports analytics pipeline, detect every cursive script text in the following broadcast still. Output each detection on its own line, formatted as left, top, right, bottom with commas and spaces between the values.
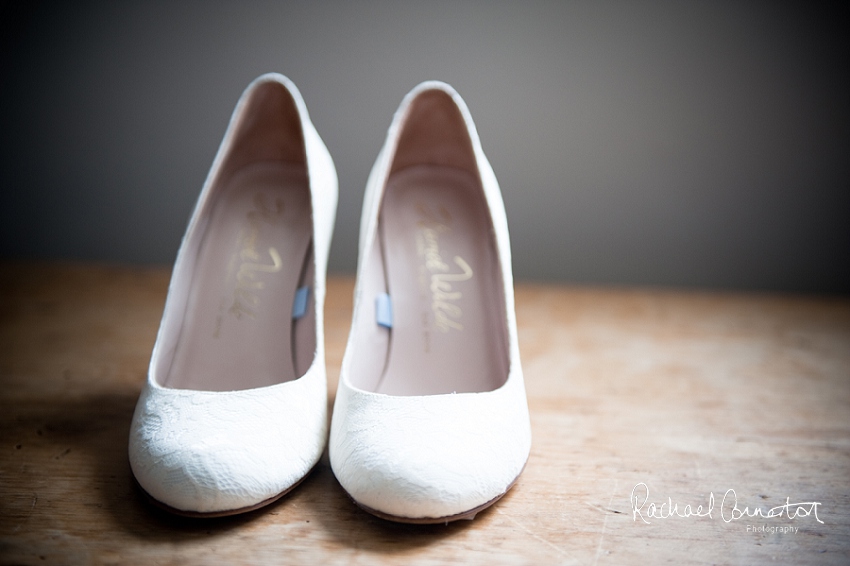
228, 192, 284, 320
415, 203, 473, 332
630, 483, 824, 525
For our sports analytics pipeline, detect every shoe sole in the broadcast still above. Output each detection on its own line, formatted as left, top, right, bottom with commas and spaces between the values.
133, 464, 315, 519
347, 462, 525, 525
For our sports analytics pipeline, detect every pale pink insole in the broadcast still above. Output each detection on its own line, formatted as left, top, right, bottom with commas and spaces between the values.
165, 162, 314, 391
375, 166, 508, 396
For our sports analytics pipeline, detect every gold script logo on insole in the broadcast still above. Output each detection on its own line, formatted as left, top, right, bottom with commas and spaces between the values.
227, 192, 285, 322
415, 202, 473, 333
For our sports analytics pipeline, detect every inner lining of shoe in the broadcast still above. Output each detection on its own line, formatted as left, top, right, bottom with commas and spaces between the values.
154, 80, 317, 392
348, 89, 510, 396
366, 164, 509, 396
163, 162, 315, 391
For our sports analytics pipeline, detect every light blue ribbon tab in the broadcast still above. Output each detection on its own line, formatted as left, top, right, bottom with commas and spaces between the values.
292, 286, 310, 319
376, 293, 392, 328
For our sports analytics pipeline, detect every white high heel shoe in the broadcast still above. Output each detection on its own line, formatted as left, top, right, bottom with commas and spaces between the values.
128, 73, 337, 516
329, 82, 531, 523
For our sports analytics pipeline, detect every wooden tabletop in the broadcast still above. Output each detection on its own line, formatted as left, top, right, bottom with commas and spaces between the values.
1, 263, 848, 565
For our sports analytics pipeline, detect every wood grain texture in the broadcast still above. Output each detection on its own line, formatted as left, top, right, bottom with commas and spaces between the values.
1, 263, 848, 565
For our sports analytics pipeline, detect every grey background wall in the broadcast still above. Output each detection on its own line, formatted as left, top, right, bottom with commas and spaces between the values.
2, 1, 847, 293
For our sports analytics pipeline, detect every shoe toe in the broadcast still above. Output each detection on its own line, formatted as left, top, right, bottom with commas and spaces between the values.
129, 371, 326, 515
330, 377, 530, 521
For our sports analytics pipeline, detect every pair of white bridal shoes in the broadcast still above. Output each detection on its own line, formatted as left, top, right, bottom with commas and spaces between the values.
129, 74, 532, 523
